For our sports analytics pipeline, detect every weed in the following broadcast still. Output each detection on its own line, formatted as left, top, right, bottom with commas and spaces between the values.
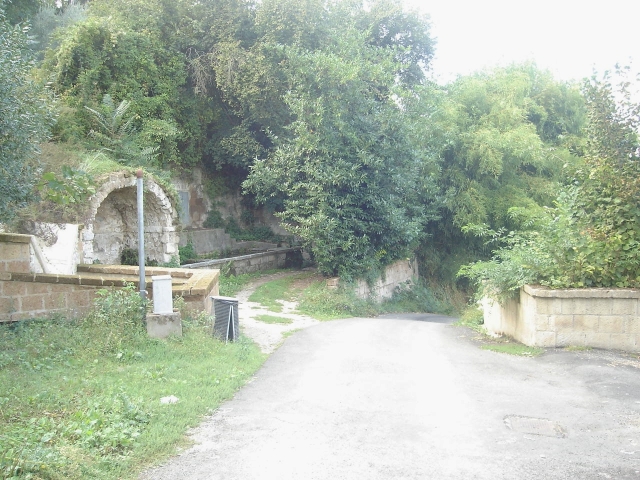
282, 329, 301, 339
297, 280, 377, 320
564, 345, 592, 352
455, 306, 485, 332
178, 242, 197, 265
481, 343, 545, 357
218, 271, 272, 298
255, 315, 292, 325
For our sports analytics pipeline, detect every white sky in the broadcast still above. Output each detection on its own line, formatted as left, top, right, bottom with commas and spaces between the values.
405, 0, 640, 84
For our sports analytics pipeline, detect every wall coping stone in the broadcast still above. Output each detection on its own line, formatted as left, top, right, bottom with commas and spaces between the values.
182, 247, 300, 269
0, 233, 31, 244
524, 284, 640, 299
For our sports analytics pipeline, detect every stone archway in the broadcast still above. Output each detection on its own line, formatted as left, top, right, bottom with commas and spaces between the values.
82, 172, 178, 265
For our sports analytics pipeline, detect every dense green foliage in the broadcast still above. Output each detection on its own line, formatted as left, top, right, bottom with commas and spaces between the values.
460, 67, 640, 300
415, 64, 586, 282
0, 3, 56, 223
6, 0, 637, 291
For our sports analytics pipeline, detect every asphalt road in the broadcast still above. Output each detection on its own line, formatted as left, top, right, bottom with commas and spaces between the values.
142, 314, 640, 480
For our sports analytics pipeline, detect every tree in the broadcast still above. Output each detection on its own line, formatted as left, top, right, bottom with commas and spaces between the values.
0, 4, 56, 223
416, 64, 585, 281
460, 67, 640, 298
244, 5, 438, 278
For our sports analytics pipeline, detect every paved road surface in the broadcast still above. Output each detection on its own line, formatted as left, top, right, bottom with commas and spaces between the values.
142, 314, 640, 479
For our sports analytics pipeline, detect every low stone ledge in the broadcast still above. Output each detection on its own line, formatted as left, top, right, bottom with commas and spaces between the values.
0, 233, 31, 244
1, 265, 219, 321
484, 286, 640, 352
524, 284, 640, 299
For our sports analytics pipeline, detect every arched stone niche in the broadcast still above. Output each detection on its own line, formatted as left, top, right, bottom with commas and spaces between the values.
82, 172, 178, 265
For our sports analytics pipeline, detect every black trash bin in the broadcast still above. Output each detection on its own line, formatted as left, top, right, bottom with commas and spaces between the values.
211, 296, 239, 342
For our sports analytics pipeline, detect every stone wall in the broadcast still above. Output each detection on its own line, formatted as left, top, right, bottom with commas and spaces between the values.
0, 275, 99, 322
183, 248, 299, 275
83, 172, 178, 265
354, 259, 419, 303
172, 167, 288, 235
0, 234, 31, 274
0, 231, 219, 322
483, 285, 640, 352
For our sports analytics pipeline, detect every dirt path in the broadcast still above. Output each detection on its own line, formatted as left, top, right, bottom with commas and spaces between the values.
235, 270, 320, 354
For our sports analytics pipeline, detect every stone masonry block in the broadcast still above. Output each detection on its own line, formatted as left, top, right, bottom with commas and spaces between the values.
561, 299, 577, 315
0, 297, 17, 314
611, 299, 637, 316
598, 316, 624, 333
536, 298, 562, 315
29, 283, 52, 295
146, 311, 182, 339
1, 243, 30, 261
626, 317, 640, 334
7, 260, 30, 273
584, 332, 611, 349
556, 331, 587, 347
534, 330, 556, 347
586, 299, 613, 316
3, 282, 26, 296
552, 315, 574, 330
609, 334, 636, 351
20, 295, 44, 312
44, 293, 66, 310
534, 314, 549, 331
573, 315, 599, 332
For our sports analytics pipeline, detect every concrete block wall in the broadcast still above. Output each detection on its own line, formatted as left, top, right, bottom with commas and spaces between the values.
483, 285, 640, 352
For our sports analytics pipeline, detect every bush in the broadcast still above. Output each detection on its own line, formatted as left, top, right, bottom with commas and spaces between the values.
178, 242, 197, 264
459, 68, 640, 302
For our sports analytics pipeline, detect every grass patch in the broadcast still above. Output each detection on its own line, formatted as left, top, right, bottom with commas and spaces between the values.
282, 329, 301, 339
248, 277, 298, 312
0, 288, 265, 479
455, 306, 485, 332
297, 280, 377, 320
218, 271, 273, 298
481, 343, 545, 357
254, 314, 292, 325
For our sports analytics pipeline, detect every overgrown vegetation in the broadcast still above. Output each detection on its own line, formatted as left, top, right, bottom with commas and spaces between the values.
459, 67, 640, 301
0, 286, 264, 479
3, 0, 639, 300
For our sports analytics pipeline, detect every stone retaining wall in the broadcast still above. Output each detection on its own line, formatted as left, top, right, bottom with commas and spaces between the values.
179, 228, 277, 256
183, 248, 299, 275
354, 259, 419, 303
483, 285, 640, 352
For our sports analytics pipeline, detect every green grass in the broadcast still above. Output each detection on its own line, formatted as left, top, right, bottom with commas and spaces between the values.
218, 270, 276, 298
455, 306, 485, 332
0, 289, 265, 480
297, 280, 378, 320
481, 343, 545, 357
254, 315, 293, 325
248, 276, 298, 312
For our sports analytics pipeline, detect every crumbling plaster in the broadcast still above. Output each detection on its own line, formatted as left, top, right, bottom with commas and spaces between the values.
82, 172, 178, 265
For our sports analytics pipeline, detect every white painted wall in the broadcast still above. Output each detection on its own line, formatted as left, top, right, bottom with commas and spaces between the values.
30, 223, 80, 275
